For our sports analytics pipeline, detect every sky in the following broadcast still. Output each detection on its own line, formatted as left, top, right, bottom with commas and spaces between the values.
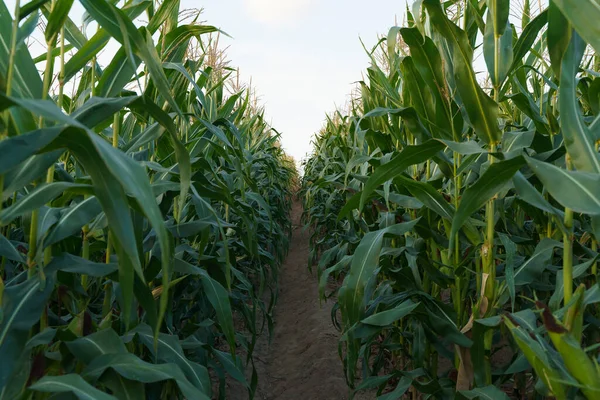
5, 0, 409, 166
198, 0, 409, 164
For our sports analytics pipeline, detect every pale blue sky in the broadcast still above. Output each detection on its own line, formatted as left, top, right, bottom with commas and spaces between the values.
198, 0, 410, 163
7, 0, 409, 164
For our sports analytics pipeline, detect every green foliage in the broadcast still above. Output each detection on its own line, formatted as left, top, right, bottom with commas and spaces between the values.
0, 0, 295, 398
302, 0, 600, 398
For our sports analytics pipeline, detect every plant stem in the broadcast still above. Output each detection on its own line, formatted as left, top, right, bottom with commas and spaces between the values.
101, 113, 120, 317
4, 0, 20, 100
43, 26, 65, 267
563, 155, 574, 305
453, 151, 463, 325
29, 12, 56, 274
481, 31, 502, 375
81, 32, 99, 288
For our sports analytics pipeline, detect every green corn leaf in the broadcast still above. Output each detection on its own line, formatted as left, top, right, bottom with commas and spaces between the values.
212, 349, 249, 388
548, 1, 571, 78
526, 155, 600, 215
174, 258, 236, 354
507, 91, 550, 135
549, 257, 598, 309
43, 197, 102, 246
359, 140, 445, 210
82, 353, 209, 400
450, 156, 525, 249
162, 24, 220, 63
0, 274, 55, 388
319, 255, 352, 299
512, 171, 566, 233
49, 128, 143, 326
44, 0, 74, 44
2, 151, 63, 200
123, 122, 164, 152
128, 323, 211, 394
79, 0, 182, 115
487, 0, 510, 37
16, 11, 39, 45
510, 9, 547, 72
361, 106, 431, 142
514, 238, 561, 285
86, 132, 172, 333
0, 1, 43, 101
551, 0, 600, 53
499, 233, 517, 311
0, 93, 86, 129
129, 97, 191, 218
339, 220, 419, 326
401, 27, 455, 136
510, 9, 548, 65
96, 47, 141, 97
30, 374, 117, 400
378, 376, 412, 400
484, 0, 513, 87
539, 302, 600, 399
361, 300, 420, 326
396, 175, 454, 220
0, 328, 57, 400
63, 1, 151, 83
147, 0, 179, 33
459, 385, 510, 400
400, 57, 439, 136
0, 182, 91, 226
345, 154, 371, 182
66, 332, 144, 400
67, 329, 128, 364
18, 0, 51, 20
101, 372, 145, 400
63, 31, 115, 85
0, 233, 25, 263
504, 316, 568, 400
502, 130, 535, 153
56, 12, 88, 49
559, 32, 600, 173
423, 0, 501, 144
45, 253, 118, 277
71, 96, 138, 128
0, 127, 63, 175
438, 139, 485, 155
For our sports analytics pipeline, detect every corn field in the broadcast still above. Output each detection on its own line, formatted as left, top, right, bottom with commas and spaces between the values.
302, 0, 600, 398
4, 0, 600, 398
0, 0, 296, 398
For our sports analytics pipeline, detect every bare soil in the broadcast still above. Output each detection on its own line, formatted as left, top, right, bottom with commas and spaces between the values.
227, 201, 372, 400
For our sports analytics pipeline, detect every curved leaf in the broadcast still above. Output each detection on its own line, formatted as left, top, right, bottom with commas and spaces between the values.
526, 156, 600, 214
361, 301, 420, 326
0, 182, 91, 226
559, 33, 600, 173
552, 0, 600, 53
424, 0, 501, 144
339, 220, 419, 326
359, 140, 445, 209
82, 353, 209, 400
450, 156, 525, 246
30, 374, 117, 400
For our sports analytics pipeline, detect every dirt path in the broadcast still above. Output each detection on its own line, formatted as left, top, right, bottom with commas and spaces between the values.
238, 201, 363, 400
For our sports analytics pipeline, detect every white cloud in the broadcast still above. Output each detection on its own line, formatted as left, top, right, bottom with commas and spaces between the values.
242, 0, 315, 24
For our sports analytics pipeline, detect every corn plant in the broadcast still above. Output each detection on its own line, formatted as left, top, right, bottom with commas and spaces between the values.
302, 0, 600, 398
0, 0, 295, 398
